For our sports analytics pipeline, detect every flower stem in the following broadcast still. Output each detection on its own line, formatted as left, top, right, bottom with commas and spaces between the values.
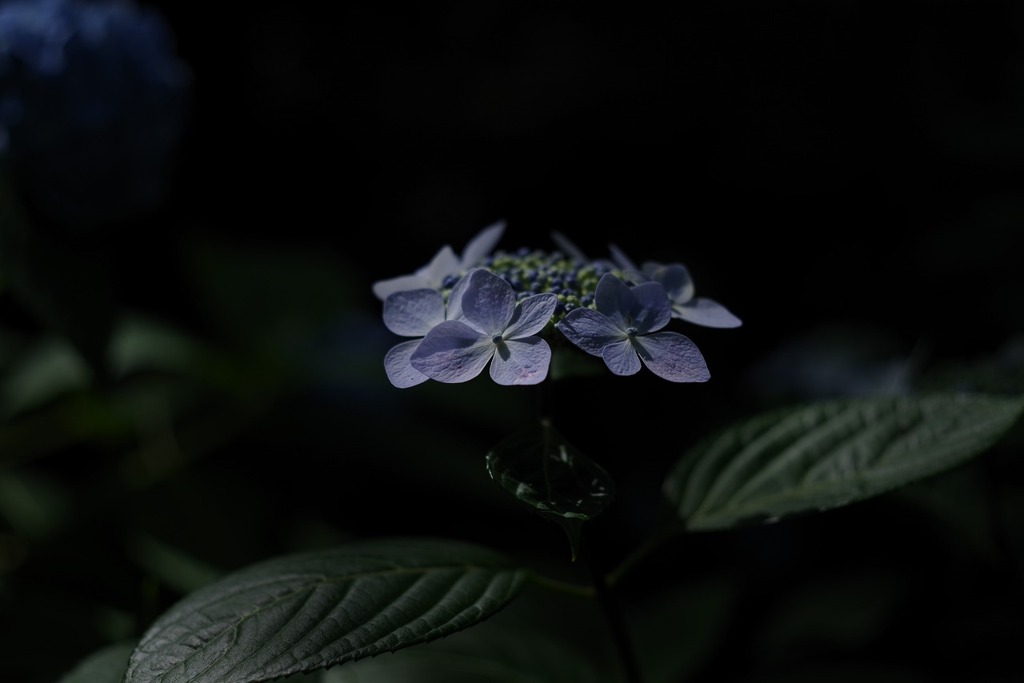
583, 540, 644, 683
527, 572, 595, 598
605, 520, 686, 589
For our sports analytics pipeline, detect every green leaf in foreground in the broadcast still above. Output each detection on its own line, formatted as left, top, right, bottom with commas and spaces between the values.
486, 420, 614, 562
664, 393, 1024, 531
124, 537, 529, 683
316, 618, 606, 682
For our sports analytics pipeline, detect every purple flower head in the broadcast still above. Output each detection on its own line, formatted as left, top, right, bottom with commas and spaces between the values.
410, 268, 557, 386
372, 221, 505, 301
609, 244, 742, 329
556, 272, 710, 383
0, 0, 191, 230
381, 273, 473, 388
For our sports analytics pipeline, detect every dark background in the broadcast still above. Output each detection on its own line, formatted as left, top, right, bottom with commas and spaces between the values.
4, 2, 1024, 682
136, 1, 1024, 363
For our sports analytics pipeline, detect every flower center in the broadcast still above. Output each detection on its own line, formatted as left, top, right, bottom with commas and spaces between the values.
492, 333, 504, 344
625, 326, 638, 338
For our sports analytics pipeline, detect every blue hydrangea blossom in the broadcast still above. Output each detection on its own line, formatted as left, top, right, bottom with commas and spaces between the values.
372, 221, 505, 300
609, 245, 742, 328
410, 268, 557, 386
377, 222, 738, 386
556, 272, 710, 382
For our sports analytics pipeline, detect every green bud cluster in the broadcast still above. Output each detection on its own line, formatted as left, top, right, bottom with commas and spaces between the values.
458, 248, 620, 321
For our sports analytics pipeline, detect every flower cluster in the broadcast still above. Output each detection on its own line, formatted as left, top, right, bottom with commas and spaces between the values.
0, 0, 191, 230
376, 222, 741, 387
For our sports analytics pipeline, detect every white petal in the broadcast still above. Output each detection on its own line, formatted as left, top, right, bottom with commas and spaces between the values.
489, 337, 551, 385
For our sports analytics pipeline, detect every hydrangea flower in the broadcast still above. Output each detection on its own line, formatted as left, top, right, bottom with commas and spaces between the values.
410, 268, 557, 386
609, 245, 742, 328
372, 221, 505, 300
556, 272, 710, 383
0, 0, 191, 230
381, 273, 473, 388
377, 223, 739, 386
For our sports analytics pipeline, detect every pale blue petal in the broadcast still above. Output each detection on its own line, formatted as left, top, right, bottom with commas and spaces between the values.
629, 281, 672, 333
593, 273, 634, 328
460, 221, 505, 269
641, 260, 669, 280
673, 298, 743, 328
461, 269, 516, 335
382, 288, 445, 336
504, 293, 557, 339
410, 320, 492, 383
417, 245, 462, 288
633, 331, 710, 382
601, 338, 642, 376
384, 340, 430, 388
372, 273, 434, 301
444, 268, 475, 322
489, 337, 551, 385
652, 263, 695, 304
608, 244, 645, 282
551, 231, 588, 261
371, 245, 460, 300
557, 309, 626, 355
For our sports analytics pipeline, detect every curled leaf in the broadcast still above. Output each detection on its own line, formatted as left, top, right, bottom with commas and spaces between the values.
486, 421, 614, 561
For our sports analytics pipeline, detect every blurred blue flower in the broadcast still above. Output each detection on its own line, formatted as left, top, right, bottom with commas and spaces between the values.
557, 272, 710, 382
609, 245, 742, 328
410, 268, 557, 386
0, 0, 190, 229
372, 221, 504, 300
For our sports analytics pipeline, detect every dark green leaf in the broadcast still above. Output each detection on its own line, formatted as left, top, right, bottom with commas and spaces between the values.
124, 537, 529, 683
56, 640, 135, 683
107, 315, 206, 380
485, 420, 614, 561
315, 619, 606, 682
0, 337, 91, 418
664, 393, 1024, 531
281, 583, 611, 682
